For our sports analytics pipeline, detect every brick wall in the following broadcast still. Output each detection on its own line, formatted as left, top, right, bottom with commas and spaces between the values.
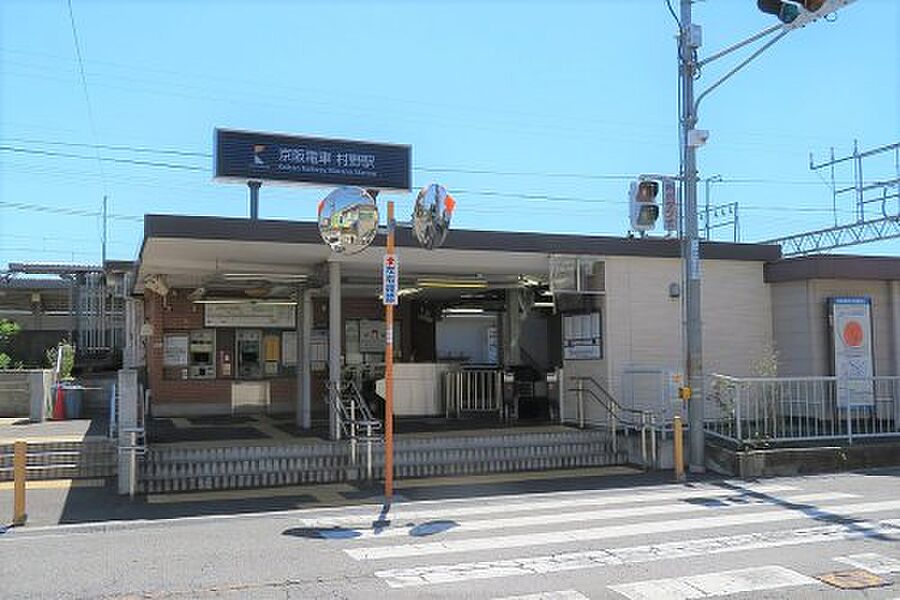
146, 291, 408, 413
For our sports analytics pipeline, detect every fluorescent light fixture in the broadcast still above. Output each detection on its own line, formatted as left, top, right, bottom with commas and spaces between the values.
193, 299, 297, 305
417, 277, 488, 289
442, 307, 485, 315
222, 273, 308, 281
532, 301, 555, 308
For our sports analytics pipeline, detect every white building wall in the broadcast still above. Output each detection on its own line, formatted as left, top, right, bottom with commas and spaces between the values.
770, 279, 894, 377
562, 255, 773, 423
700, 260, 774, 378
604, 256, 683, 397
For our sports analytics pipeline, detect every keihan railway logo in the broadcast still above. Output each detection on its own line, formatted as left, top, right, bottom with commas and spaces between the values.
252, 144, 267, 166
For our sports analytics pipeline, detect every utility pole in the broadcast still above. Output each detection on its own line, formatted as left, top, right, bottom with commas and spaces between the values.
678, 0, 705, 472
674, 0, 856, 470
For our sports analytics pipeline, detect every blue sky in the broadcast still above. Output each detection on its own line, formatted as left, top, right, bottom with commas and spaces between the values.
1, 0, 898, 266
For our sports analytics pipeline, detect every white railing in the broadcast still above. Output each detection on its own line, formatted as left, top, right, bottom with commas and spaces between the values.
443, 369, 503, 418
568, 376, 659, 468
706, 374, 900, 445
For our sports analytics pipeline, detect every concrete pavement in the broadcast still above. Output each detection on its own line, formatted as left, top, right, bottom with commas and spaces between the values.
1, 468, 899, 598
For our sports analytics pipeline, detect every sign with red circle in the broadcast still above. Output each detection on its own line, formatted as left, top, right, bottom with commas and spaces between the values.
842, 320, 864, 348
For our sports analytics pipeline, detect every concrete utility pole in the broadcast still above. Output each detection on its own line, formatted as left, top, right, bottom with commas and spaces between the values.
678, 0, 705, 472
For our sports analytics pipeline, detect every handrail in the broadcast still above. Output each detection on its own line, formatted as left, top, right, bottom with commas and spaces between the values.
569, 376, 648, 423
327, 380, 383, 481
568, 375, 658, 469
344, 381, 382, 428
327, 381, 383, 436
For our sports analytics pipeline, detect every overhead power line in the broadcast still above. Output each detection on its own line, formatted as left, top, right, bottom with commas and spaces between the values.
0, 139, 859, 187
65, 0, 107, 196
0, 200, 142, 221
0, 137, 211, 158
0, 145, 206, 172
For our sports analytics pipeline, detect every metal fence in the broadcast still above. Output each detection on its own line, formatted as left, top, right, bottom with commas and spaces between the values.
706, 374, 900, 446
443, 369, 503, 418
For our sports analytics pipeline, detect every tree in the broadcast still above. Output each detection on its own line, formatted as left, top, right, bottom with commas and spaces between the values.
0, 319, 21, 369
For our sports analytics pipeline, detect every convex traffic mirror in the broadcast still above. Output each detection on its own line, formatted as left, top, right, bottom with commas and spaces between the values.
412, 183, 456, 250
317, 187, 379, 254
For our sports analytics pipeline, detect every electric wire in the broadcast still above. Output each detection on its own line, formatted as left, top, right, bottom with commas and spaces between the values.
666, 0, 681, 28
65, 0, 107, 196
0, 141, 863, 187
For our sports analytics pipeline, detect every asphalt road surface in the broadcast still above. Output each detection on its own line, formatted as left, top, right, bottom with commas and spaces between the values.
2, 469, 900, 599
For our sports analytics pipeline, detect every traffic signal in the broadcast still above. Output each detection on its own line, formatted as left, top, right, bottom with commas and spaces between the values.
630, 179, 660, 233
757, 0, 856, 29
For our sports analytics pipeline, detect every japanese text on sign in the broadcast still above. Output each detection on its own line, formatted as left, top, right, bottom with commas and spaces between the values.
383, 254, 398, 306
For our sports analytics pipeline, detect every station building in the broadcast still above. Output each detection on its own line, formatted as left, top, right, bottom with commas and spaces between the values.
128, 213, 789, 432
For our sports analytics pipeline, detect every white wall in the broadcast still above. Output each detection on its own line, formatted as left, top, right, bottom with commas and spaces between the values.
436, 314, 499, 365
566, 256, 774, 421
770, 279, 896, 377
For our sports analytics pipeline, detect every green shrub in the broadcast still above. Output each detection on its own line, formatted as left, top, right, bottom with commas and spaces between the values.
46, 343, 76, 380
0, 319, 21, 370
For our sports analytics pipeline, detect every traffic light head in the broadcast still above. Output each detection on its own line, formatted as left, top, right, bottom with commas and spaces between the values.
758, 0, 856, 29
757, 0, 799, 24
630, 179, 661, 233
637, 180, 659, 202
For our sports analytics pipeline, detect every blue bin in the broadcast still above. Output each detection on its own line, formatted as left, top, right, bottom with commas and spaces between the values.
62, 384, 84, 419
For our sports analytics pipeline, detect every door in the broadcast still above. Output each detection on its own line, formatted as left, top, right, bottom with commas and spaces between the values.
236, 329, 262, 379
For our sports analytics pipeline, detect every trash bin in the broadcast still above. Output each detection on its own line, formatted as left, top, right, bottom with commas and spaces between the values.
61, 383, 84, 419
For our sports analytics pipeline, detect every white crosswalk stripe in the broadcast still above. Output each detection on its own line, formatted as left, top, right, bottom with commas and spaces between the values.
335, 491, 853, 540
348, 498, 900, 560
492, 592, 589, 600
373, 520, 900, 588
290, 476, 900, 595
293, 482, 799, 528
833, 552, 900, 574
608, 565, 818, 599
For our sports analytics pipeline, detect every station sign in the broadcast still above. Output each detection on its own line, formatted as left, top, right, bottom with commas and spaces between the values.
382, 254, 399, 306
214, 128, 411, 192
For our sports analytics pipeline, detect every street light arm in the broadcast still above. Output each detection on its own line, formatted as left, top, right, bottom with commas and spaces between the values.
694, 28, 789, 115
698, 23, 783, 68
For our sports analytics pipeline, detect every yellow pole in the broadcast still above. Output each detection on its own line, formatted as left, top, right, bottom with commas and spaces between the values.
13, 440, 27, 526
673, 416, 685, 482
384, 200, 395, 500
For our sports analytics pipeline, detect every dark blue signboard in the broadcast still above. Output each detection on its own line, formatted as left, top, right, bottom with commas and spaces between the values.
214, 128, 411, 192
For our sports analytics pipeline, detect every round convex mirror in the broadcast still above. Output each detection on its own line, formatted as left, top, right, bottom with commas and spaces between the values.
317, 187, 380, 254
412, 183, 456, 250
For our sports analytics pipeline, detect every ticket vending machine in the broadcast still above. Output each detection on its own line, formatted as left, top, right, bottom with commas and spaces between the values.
236, 330, 262, 379
188, 329, 215, 379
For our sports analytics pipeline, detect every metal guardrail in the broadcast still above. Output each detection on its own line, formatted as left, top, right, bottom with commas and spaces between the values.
443, 369, 503, 418
568, 376, 658, 468
706, 374, 900, 446
328, 381, 382, 480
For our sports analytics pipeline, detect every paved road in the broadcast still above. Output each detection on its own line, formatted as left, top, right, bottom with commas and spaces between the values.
1, 469, 899, 599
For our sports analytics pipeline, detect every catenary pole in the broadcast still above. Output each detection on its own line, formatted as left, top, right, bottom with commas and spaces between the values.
679, 0, 705, 472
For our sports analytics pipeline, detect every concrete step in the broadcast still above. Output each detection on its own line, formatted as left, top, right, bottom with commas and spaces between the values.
0, 439, 116, 481
139, 427, 627, 493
